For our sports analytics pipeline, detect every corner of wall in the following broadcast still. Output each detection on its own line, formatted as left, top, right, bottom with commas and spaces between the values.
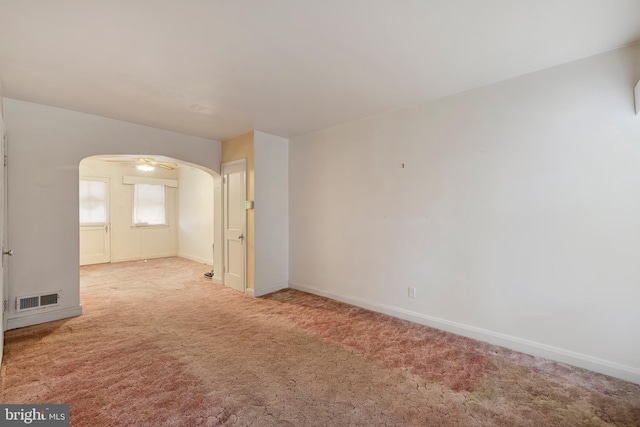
252, 131, 289, 296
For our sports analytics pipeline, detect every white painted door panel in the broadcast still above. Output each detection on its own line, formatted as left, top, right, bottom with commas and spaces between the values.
79, 225, 111, 265
222, 160, 246, 292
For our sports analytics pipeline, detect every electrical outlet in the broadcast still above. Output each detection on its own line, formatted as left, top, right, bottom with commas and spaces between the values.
408, 287, 417, 299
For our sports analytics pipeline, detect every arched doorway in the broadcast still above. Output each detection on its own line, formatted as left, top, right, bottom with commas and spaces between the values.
79, 154, 220, 277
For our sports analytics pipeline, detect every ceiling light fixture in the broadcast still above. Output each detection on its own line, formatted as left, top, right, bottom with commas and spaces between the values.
137, 164, 155, 172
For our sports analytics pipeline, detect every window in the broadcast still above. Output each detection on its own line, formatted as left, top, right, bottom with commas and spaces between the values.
133, 183, 167, 226
79, 180, 107, 225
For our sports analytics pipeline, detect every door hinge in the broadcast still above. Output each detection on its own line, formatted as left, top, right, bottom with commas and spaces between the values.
3, 300, 7, 313
223, 176, 227, 184
3, 154, 6, 167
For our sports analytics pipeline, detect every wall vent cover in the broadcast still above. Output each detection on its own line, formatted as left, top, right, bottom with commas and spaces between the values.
16, 292, 61, 312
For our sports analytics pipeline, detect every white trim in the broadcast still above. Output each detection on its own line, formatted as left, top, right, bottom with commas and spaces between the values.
110, 253, 177, 263
253, 281, 288, 297
212, 275, 223, 285
220, 159, 247, 168
289, 281, 640, 385
123, 176, 178, 187
80, 176, 110, 182
178, 253, 213, 266
245, 288, 255, 297
7, 306, 83, 330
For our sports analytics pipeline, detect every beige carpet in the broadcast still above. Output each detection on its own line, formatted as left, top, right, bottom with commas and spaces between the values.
1, 257, 639, 426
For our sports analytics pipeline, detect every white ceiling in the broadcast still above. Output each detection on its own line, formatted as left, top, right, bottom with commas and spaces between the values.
1, 1, 639, 142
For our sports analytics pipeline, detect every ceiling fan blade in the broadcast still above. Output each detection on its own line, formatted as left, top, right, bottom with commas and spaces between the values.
157, 164, 174, 170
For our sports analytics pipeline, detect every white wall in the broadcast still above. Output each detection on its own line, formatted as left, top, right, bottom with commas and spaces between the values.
80, 159, 180, 262
4, 99, 221, 329
178, 166, 214, 266
253, 131, 289, 296
289, 44, 640, 383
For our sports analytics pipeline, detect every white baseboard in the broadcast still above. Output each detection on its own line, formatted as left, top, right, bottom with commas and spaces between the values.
245, 282, 288, 298
177, 253, 213, 266
111, 253, 178, 263
288, 281, 640, 385
7, 306, 83, 330
252, 281, 288, 297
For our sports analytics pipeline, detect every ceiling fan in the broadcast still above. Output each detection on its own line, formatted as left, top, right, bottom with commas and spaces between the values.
135, 158, 177, 171
97, 155, 179, 172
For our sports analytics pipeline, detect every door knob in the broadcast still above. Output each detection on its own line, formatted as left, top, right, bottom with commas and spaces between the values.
3, 249, 13, 256
238, 234, 244, 241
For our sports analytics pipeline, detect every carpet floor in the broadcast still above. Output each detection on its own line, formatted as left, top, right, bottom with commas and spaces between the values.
1, 257, 639, 426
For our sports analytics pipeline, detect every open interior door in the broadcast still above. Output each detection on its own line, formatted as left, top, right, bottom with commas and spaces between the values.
222, 159, 246, 293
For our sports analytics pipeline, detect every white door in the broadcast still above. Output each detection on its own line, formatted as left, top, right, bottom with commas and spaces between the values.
79, 178, 111, 266
0, 120, 7, 364
222, 160, 246, 292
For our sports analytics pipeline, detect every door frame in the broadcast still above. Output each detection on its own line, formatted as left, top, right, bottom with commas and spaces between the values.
221, 159, 247, 292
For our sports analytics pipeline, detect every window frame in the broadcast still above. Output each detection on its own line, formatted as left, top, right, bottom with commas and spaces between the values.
79, 177, 109, 227
132, 183, 168, 227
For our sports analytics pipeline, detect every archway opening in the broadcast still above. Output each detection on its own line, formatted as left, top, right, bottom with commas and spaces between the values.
78, 154, 220, 283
